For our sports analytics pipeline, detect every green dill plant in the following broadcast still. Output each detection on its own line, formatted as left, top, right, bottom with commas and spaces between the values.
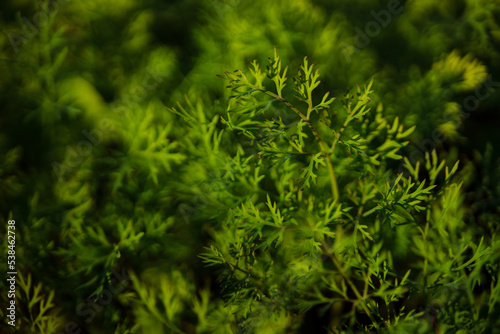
191, 48, 500, 333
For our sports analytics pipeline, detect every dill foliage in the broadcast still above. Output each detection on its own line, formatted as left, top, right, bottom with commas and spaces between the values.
190, 49, 499, 333
1, 2, 499, 330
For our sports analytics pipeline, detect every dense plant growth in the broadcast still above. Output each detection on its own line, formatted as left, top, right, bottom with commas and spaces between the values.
1, 0, 500, 333
191, 49, 499, 332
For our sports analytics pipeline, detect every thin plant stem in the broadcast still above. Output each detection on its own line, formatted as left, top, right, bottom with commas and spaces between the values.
259, 89, 340, 202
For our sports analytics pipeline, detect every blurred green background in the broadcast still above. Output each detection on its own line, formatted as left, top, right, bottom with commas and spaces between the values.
1, 0, 500, 333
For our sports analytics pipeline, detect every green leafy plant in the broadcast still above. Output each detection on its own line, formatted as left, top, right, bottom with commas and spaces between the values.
2, 0, 500, 331
0, 272, 63, 334
194, 49, 500, 332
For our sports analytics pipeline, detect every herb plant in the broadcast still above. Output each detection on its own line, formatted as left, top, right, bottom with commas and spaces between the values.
1, 1, 499, 331
190, 49, 500, 333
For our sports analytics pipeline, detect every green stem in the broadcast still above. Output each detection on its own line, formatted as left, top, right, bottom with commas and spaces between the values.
307, 215, 379, 330
320, 239, 380, 330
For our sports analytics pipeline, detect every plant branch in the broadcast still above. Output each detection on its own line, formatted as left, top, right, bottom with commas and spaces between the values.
314, 231, 380, 331
259, 89, 340, 201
